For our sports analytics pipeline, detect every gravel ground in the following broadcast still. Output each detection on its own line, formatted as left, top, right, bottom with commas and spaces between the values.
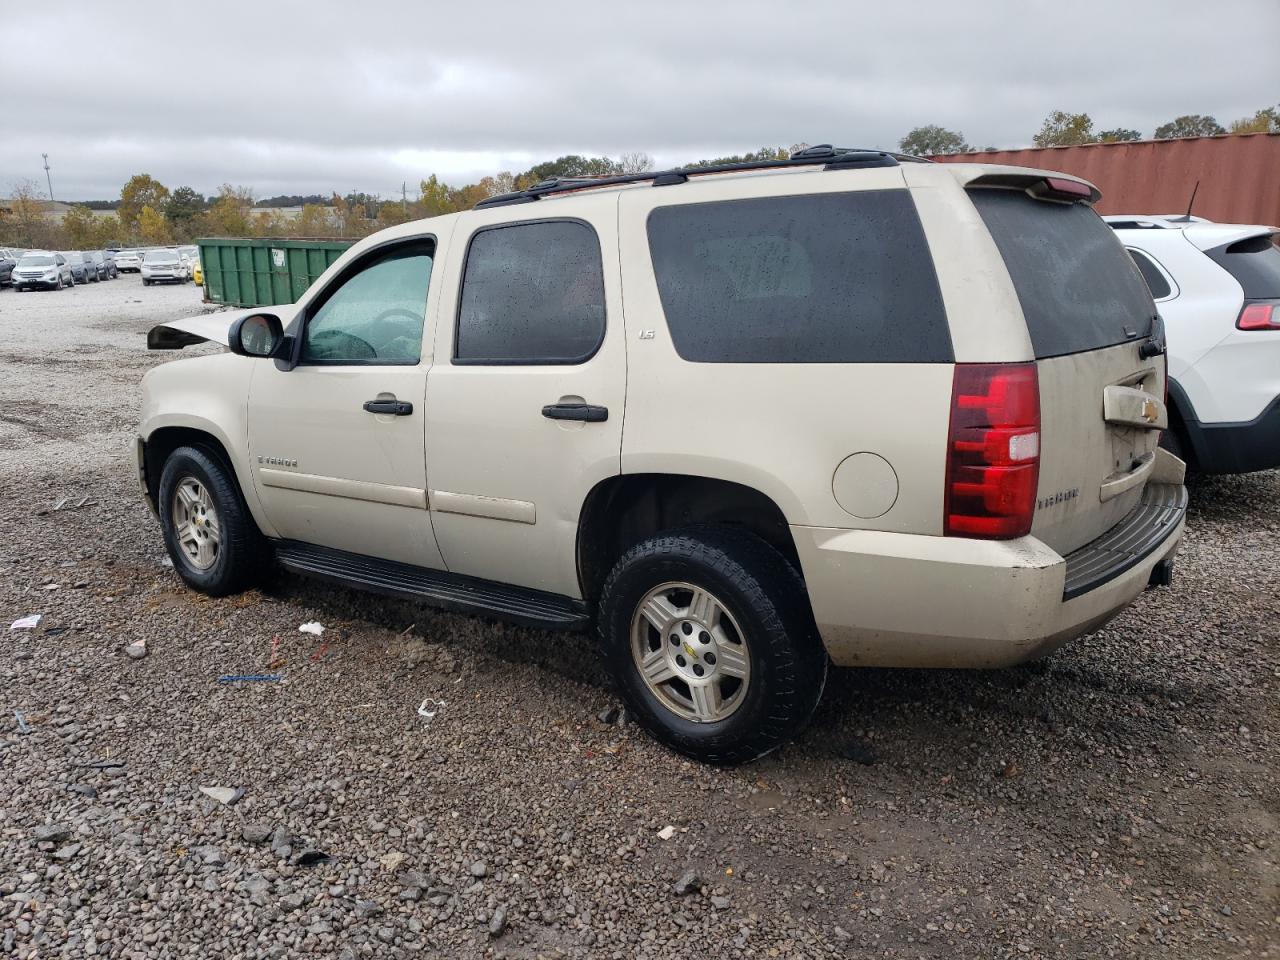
1, 276, 1277, 959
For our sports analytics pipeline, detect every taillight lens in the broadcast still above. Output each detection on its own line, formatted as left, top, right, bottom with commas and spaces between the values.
945, 363, 1041, 539
1237, 301, 1280, 330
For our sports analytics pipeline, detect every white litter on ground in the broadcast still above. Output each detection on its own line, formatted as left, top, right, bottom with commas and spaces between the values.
10, 614, 42, 631
298, 622, 325, 636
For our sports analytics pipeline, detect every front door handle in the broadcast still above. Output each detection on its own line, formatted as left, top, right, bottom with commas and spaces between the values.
542, 402, 608, 423
363, 398, 413, 416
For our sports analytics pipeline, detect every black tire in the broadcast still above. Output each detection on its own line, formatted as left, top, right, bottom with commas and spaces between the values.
143, 278, 151, 286
597, 526, 828, 765
158, 446, 269, 596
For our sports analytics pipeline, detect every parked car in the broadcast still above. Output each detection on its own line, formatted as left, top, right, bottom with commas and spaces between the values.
61, 251, 95, 284
141, 248, 188, 285
190, 256, 203, 286
139, 148, 1186, 764
1107, 215, 1280, 474
115, 249, 144, 272
12, 251, 73, 290
0, 249, 15, 287
90, 250, 116, 280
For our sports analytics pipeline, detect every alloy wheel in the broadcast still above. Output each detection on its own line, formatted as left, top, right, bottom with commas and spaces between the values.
630, 581, 751, 723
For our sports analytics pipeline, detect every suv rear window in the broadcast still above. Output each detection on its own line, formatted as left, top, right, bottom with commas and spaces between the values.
647, 191, 952, 363
971, 189, 1155, 358
1205, 234, 1280, 299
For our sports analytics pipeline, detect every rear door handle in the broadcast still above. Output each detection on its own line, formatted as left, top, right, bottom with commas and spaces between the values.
363, 398, 413, 416
542, 402, 608, 423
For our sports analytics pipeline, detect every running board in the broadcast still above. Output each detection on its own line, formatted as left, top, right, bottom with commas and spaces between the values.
274, 541, 590, 631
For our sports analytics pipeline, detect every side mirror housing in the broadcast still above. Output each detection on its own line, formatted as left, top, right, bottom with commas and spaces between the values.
229, 313, 284, 358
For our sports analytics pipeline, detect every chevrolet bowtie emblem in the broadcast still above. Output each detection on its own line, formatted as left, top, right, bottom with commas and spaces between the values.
1142, 399, 1159, 423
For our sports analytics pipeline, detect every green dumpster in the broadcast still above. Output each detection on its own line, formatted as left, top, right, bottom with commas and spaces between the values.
197, 238, 355, 307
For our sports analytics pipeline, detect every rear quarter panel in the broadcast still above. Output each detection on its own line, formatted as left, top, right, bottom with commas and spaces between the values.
617, 166, 992, 535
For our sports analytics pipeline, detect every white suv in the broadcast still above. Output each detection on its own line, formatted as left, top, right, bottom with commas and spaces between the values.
1106, 215, 1280, 473
139, 148, 1186, 763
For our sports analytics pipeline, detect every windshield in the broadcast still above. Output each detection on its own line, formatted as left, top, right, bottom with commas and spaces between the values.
144, 250, 178, 264
20, 255, 54, 267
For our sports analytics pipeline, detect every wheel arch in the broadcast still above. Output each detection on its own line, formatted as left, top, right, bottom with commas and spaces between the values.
141, 418, 275, 538
1165, 377, 1204, 469
576, 473, 801, 604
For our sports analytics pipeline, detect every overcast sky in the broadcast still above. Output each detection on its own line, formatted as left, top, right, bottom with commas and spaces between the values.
3, 0, 1275, 201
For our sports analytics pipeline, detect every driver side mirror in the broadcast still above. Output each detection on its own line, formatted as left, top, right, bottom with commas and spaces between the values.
229, 313, 284, 358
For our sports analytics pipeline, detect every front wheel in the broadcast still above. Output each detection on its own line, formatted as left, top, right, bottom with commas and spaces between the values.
597, 527, 828, 765
158, 446, 269, 596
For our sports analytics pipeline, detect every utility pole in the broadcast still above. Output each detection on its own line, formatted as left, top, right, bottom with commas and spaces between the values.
402, 181, 408, 217
42, 153, 54, 201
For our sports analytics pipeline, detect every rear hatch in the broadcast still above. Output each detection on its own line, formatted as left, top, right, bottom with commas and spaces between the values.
970, 182, 1167, 556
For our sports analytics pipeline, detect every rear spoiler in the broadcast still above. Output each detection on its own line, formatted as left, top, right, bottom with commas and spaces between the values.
965, 171, 1101, 205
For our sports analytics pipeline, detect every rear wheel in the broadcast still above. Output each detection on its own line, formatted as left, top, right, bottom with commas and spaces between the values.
158, 446, 269, 596
598, 526, 827, 765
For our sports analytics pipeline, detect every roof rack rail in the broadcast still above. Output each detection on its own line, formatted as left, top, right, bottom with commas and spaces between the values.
473, 144, 929, 209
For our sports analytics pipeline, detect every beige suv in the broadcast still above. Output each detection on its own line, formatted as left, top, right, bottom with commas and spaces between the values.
139, 146, 1187, 764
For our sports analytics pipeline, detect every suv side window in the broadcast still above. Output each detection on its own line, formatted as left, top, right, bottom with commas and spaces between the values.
455, 220, 606, 364
1126, 248, 1173, 300
301, 242, 434, 364
646, 191, 952, 363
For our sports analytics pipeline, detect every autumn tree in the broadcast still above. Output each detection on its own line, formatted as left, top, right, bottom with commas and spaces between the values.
202, 184, 255, 237
137, 205, 172, 244
295, 203, 335, 236
1153, 114, 1225, 139
118, 174, 170, 236
476, 172, 516, 198
899, 125, 970, 156
1229, 105, 1280, 134
1098, 128, 1142, 142
1033, 111, 1097, 147
61, 204, 102, 248
1, 179, 59, 248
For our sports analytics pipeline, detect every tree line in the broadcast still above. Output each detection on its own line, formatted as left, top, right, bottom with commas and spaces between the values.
2, 104, 1275, 249
900, 104, 1279, 155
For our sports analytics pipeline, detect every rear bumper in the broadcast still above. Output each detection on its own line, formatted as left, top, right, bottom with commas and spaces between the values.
795, 482, 1186, 669
1182, 393, 1280, 474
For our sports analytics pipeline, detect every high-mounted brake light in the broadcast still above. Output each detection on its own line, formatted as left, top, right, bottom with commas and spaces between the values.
1237, 301, 1280, 330
1044, 177, 1091, 198
944, 363, 1041, 539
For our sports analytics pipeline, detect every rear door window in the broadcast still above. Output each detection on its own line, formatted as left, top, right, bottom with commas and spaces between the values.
1126, 248, 1174, 300
646, 191, 952, 363
455, 220, 606, 364
971, 189, 1155, 358
1205, 234, 1280, 299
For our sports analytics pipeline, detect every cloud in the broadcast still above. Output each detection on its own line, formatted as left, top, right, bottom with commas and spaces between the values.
3, 0, 1274, 199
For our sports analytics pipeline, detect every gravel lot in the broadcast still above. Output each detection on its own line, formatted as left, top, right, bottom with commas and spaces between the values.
1, 276, 1276, 959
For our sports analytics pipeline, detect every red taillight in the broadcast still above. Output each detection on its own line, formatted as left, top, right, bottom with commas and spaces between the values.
945, 363, 1041, 539
1237, 302, 1280, 330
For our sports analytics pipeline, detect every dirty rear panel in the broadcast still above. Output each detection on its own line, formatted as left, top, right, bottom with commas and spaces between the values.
970, 187, 1166, 555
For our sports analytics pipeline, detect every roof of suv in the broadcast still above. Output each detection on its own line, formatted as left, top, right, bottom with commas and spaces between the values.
1105, 215, 1278, 251
472, 144, 1100, 211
